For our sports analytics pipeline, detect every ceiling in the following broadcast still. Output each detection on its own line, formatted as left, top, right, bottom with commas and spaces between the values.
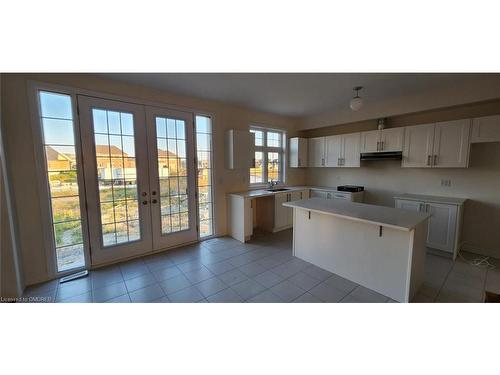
102, 73, 496, 118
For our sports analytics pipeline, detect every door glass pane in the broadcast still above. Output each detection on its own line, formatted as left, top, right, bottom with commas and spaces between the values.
196, 115, 214, 237
39, 91, 85, 272
156, 116, 190, 235
92, 108, 141, 246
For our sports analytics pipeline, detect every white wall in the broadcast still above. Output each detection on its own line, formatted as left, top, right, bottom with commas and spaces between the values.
2, 73, 306, 286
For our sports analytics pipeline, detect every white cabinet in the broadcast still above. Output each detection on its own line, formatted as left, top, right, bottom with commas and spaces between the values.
471, 114, 500, 143
432, 119, 470, 168
425, 202, 457, 252
402, 120, 470, 168
308, 137, 325, 167
325, 133, 360, 167
361, 128, 404, 153
402, 123, 435, 167
289, 137, 308, 167
228, 195, 253, 242
226, 130, 255, 169
274, 190, 309, 231
310, 189, 328, 199
310, 189, 364, 202
325, 135, 342, 166
395, 196, 464, 259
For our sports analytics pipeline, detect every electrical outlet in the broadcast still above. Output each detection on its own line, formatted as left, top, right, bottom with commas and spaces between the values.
441, 179, 452, 187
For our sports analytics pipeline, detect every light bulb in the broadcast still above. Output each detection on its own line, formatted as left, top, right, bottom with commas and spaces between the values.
350, 96, 363, 111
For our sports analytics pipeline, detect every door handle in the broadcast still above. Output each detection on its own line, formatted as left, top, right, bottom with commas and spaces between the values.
142, 200, 148, 205
298, 158, 301, 167
151, 199, 158, 204
377, 141, 380, 151
433, 155, 438, 166
381, 141, 384, 151
142, 192, 148, 197
427, 155, 431, 166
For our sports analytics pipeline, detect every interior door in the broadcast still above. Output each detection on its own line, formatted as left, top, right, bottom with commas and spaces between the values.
402, 123, 435, 168
146, 107, 198, 250
78, 96, 153, 265
432, 119, 470, 168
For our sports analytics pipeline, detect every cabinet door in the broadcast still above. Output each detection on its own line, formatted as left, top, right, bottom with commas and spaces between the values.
426, 203, 457, 253
395, 199, 424, 212
274, 193, 289, 229
342, 133, 361, 167
310, 189, 328, 198
432, 119, 471, 168
287, 191, 303, 226
289, 137, 308, 167
226, 130, 255, 169
325, 135, 342, 167
381, 127, 404, 152
308, 137, 325, 167
361, 130, 380, 153
402, 124, 435, 168
471, 115, 500, 143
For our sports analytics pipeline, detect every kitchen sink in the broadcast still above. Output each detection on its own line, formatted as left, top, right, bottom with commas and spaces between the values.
266, 188, 290, 192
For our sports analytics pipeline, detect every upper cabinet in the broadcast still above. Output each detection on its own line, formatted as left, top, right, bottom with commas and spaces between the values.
289, 137, 308, 168
471, 115, 500, 143
402, 120, 470, 168
308, 137, 325, 167
226, 129, 255, 169
325, 133, 360, 167
361, 128, 404, 153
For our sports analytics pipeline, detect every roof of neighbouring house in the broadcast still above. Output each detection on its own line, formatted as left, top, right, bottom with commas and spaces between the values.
95, 145, 128, 157
157, 149, 178, 158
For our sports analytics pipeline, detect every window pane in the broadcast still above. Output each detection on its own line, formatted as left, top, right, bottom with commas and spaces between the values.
267, 131, 281, 147
250, 129, 263, 146
39, 91, 84, 272
267, 152, 280, 182
250, 151, 263, 184
196, 115, 214, 238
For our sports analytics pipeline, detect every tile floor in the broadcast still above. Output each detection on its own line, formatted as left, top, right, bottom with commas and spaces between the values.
23, 230, 498, 303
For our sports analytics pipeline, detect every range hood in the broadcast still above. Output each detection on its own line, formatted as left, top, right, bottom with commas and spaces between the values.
360, 151, 402, 161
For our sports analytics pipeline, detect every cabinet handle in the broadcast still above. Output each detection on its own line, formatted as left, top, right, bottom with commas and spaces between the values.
427, 155, 431, 166
433, 155, 438, 166
298, 158, 301, 167
342, 158, 345, 166
381, 141, 384, 151
377, 141, 380, 151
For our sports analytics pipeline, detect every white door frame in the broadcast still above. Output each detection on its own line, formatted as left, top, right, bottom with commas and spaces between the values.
146, 106, 199, 250
78, 95, 154, 266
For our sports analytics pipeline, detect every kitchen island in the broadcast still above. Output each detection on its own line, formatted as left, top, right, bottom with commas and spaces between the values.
283, 198, 430, 302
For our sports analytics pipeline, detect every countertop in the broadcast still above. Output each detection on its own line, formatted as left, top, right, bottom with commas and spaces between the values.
393, 193, 467, 205
283, 198, 430, 231
228, 185, 358, 199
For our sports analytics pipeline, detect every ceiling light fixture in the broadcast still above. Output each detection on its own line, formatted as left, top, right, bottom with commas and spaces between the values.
350, 86, 363, 111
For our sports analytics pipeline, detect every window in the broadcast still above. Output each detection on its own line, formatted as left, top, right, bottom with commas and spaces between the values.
249, 127, 285, 185
196, 115, 214, 237
38, 91, 85, 272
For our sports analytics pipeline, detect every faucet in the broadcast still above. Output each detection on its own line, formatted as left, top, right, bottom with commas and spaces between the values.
268, 179, 280, 189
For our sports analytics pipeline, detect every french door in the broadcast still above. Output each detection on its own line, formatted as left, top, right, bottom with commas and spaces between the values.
78, 96, 198, 266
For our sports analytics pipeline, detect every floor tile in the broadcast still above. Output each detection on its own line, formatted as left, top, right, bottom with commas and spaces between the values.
207, 288, 244, 303
288, 272, 323, 291
168, 286, 205, 303
129, 284, 165, 303
253, 270, 284, 288
247, 290, 283, 303
228, 254, 255, 268
105, 294, 131, 303
238, 262, 267, 278
56, 278, 92, 301
183, 266, 214, 284
323, 274, 358, 293
177, 260, 205, 273
23, 279, 59, 296
218, 269, 248, 286
194, 277, 228, 298
120, 263, 150, 280
125, 273, 158, 293
231, 279, 267, 300
159, 274, 192, 295
270, 280, 306, 302
292, 292, 322, 303
309, 282, 349, 302
153, 265, 182, 282
302, 265, 333, 281
152, 296, 171, 303
204, 260, 236, 275
270, 259, 307, 279
341, 286, 389, 303
93, 281, 128, 302
91, 268, 124, 289
60, 292, 93, 303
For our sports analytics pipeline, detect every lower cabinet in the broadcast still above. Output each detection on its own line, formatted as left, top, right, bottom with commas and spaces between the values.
274, 190, 309, 231
395, 198, 462, 258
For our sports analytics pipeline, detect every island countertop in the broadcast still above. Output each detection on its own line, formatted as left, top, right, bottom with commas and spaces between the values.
283, 198, 430, 231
